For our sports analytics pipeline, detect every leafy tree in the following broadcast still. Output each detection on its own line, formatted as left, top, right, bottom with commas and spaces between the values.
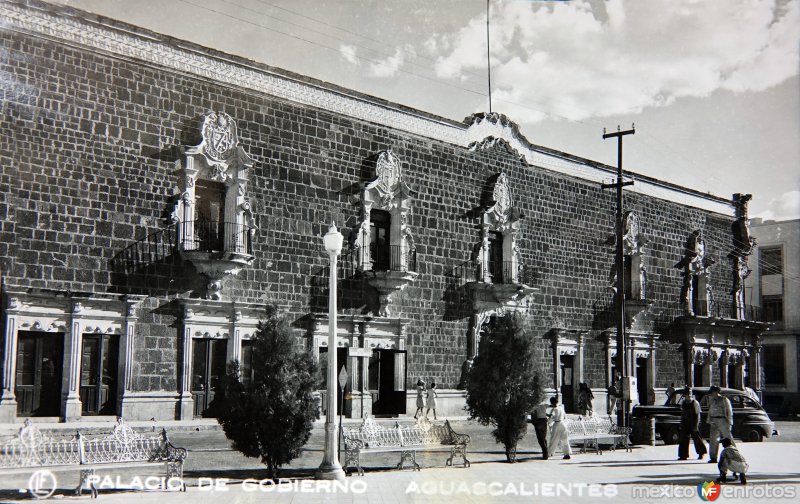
465, 313, 545, 462
218, 306, 319, 480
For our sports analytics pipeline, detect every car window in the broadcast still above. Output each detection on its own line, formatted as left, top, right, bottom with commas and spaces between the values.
726, 395, 742, 408
742, 398, 760, 409
699, 395, 710, 407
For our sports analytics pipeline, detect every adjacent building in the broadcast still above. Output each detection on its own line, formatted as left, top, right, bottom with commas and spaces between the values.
750, 218, 800, 415
0, 0, 770, 425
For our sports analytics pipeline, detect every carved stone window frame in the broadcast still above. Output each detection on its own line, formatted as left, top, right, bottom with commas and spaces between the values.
172, 111, 257, 299
177, 299, 263, 420
477, 173, 522, 283
356, 150, 414, 272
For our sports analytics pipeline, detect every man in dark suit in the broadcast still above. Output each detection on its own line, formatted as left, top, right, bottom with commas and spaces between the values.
678, 386, 707, 460
531, 401, 550, 459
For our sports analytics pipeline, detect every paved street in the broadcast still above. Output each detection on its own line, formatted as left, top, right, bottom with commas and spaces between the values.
1, 418, 799, 503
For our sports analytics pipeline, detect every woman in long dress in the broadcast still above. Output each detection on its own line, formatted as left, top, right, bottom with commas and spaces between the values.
547, 396, 572, 460
425, 382, 438, 420
414, 379, 425, 419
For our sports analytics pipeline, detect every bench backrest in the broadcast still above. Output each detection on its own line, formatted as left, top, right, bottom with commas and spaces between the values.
342, 417, 456, 448
0, 418, 186, 468
0, 421, 80, 468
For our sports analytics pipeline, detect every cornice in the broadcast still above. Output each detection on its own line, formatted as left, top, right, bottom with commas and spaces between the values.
0, 0, 734, 217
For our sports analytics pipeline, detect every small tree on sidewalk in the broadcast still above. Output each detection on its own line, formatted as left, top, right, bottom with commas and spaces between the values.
465, 312, 545, 462
218, 306, 319, 480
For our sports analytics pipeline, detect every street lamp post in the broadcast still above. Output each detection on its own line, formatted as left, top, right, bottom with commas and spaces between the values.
316, 223, 346, 481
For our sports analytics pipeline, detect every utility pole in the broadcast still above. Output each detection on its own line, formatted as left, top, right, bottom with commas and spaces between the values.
486, 0, 492, 114
601, 125, 635, 428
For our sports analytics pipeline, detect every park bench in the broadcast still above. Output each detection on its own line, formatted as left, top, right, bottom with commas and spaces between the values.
563, 415, 632, 454
0, 417, 187, 498
341, 417, 470, 476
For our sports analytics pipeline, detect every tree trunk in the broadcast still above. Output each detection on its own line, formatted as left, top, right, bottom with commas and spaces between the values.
505, 442, 517, 462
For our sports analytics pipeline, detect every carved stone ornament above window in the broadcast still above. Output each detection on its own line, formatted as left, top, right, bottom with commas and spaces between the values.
461, 172, 536, 314
356, 150, 418, 317
174, 111, 257, 300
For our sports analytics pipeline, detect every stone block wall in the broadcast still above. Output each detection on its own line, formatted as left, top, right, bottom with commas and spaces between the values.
0, 24, 739, 403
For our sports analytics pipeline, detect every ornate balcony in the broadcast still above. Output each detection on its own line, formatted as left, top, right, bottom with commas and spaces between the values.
178, 219, 255, 300
363, 245, 418, 317
450, 259, 538, 312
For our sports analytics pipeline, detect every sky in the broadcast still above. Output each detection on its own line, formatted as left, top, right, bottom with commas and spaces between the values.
50, 0, 800, 220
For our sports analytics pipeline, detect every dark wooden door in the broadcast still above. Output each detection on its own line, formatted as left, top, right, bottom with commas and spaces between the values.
80, 334, 120, 415
15, 331, 63, 417
560, 354, 575, 413
192, 339, 227, 418
371, 349, 407, 416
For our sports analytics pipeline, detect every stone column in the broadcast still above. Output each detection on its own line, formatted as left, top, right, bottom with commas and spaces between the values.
118, 299, 140, 417
230, 309, 242, 364
0, 310, 19, 422
62, 302, 84, 421
719, 352, 729, 388
178, 310, 195, 419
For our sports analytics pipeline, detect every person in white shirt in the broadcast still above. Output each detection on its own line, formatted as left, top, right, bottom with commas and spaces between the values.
547, 396, 572, 460
706, 386, 733, 463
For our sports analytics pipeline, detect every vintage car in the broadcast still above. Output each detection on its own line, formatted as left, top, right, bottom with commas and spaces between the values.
631, 387, 779, 445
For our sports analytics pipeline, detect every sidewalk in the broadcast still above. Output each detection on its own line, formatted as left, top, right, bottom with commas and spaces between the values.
2, 420, 799, 503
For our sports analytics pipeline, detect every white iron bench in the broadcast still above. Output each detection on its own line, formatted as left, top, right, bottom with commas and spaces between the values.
0, 418, 187, 498
342, 417, 470, 476
563, 415, 632, 454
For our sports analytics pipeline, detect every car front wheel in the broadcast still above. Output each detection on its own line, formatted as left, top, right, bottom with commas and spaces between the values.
745, 428, 764, 442
664, 427, 680, 445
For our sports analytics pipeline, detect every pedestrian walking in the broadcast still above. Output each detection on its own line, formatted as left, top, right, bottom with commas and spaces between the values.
425, 381, 438, 420
716, 438, 749, 485
608, 373, 622, 415
706, 385, 734, 463
414, 379, 425, 419
547, 396, 572, 460
677, 387, 707, 460
665, 382, 676, 405
531, 401, 550, 459
578, 383, 594, 417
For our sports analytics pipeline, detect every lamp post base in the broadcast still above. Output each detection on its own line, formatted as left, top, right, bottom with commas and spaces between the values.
315, 462, 346, 481
316, 421, 346, 481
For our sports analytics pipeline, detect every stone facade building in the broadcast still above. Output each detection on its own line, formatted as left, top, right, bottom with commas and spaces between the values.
0, 0, 769, 424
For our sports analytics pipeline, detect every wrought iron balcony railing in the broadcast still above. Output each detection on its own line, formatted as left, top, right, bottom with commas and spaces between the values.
448, 259, 537, 286
369, 245, 417, 273
180, 220, 253, 255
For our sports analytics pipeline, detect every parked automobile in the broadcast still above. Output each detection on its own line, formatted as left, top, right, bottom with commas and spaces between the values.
631, 387, 779, 445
